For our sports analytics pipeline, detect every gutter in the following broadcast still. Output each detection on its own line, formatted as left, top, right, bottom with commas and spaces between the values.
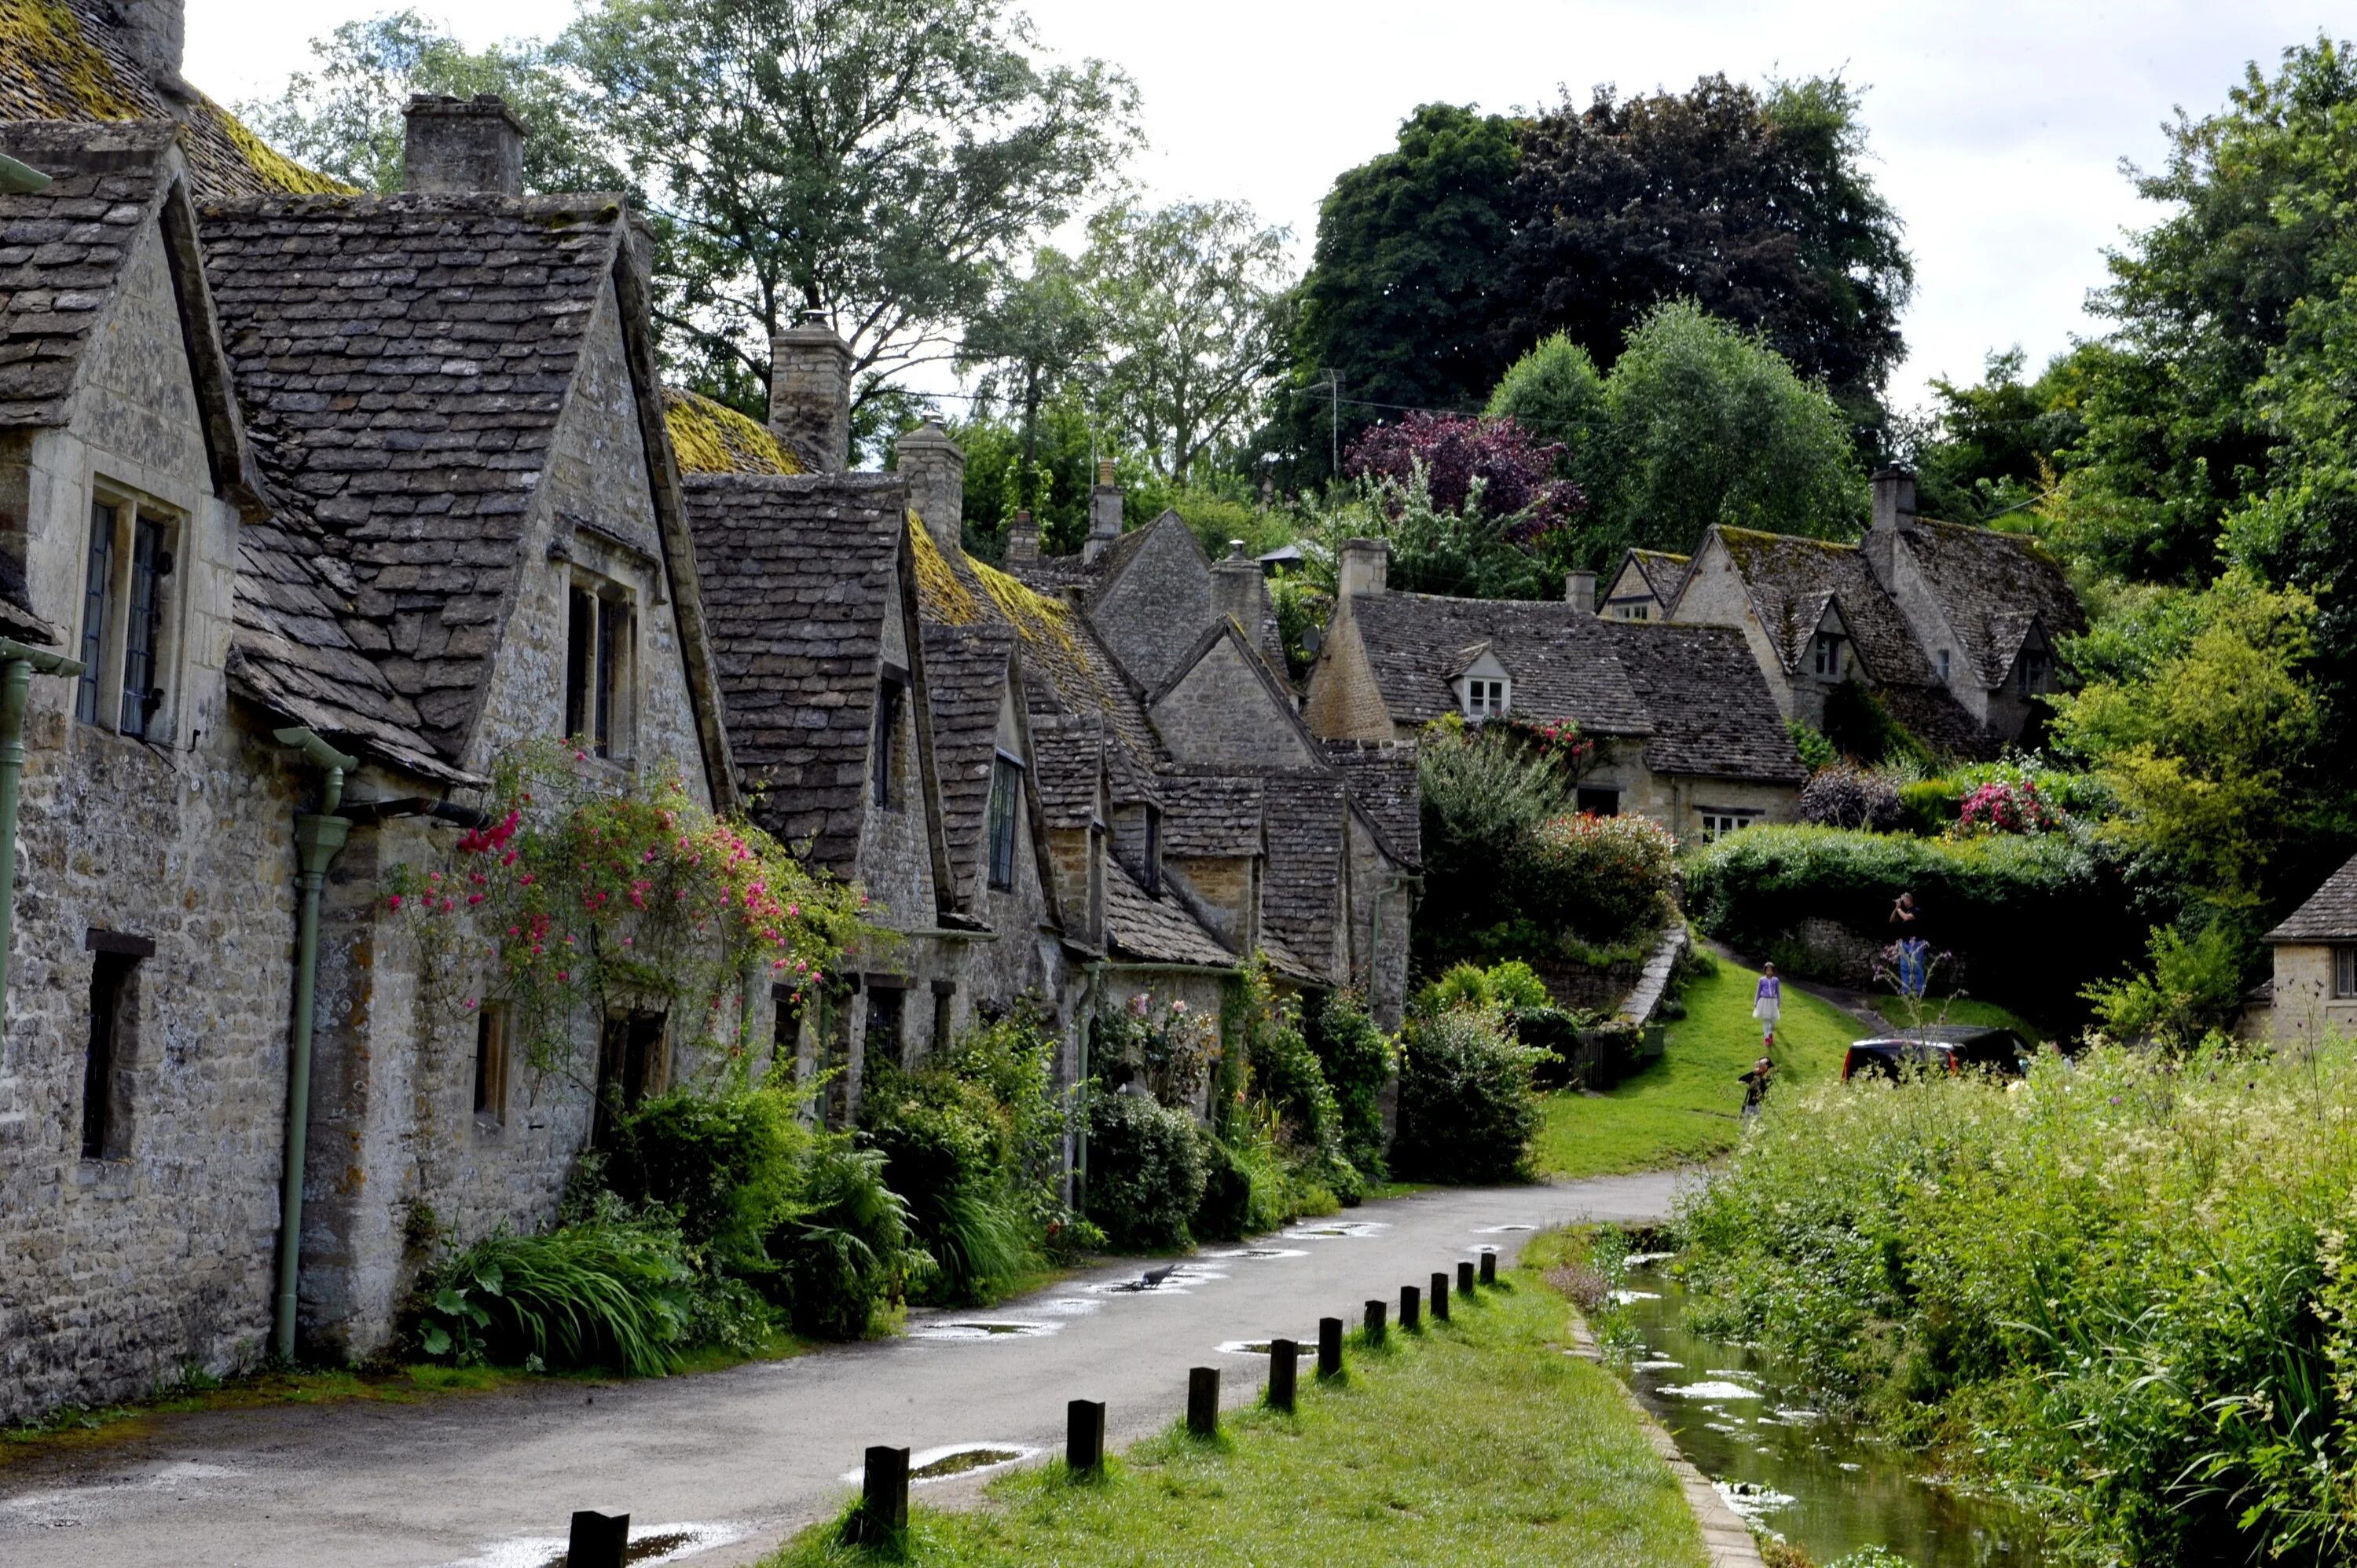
271, 726, 357, 1364
0, 639, 84, 1025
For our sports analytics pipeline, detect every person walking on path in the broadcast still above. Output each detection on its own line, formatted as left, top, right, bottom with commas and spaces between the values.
1739, 1056, 1775, 1123
1752, 962, 1783, 1048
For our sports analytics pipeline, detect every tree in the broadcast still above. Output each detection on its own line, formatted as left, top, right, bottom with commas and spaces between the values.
560, 0, 1139, 425
1285, 103, 1523, 476
955, 248, 1100, 505
239, 11, 618, 194
1498, 74, 1912, 436
1083, 200, 1292, 484
1904, 348, 2085, 525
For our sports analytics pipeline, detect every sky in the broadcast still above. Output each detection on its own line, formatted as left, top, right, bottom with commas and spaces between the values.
187, 0, 2337, 412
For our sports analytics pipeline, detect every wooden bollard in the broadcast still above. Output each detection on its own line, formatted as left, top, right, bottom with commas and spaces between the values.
1067, 1398, 1105, 1475
1187, 1365, 1220, 1437
1479, 1249, 1497, 1287
1400, 1284, 1421, 1331
1457, 1259, 1475, 1296
1267, 1338, 1298, 1412
566, 1511, 629, 1568
1318, 1315, 1343, 1379
1431, 1272, 1451, 1322
854, 1445, 910, 1544
1364, 1298, 1387, 1345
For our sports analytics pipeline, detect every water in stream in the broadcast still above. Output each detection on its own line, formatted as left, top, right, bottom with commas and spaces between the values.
1612, 1264, 2047, 1566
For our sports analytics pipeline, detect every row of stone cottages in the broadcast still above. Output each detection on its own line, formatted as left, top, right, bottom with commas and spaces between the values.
0, 2, 1418, 1420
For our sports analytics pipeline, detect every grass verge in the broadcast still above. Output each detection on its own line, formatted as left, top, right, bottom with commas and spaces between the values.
1865, 993, 2047, 1045
761, 1262, 1707, 1567
1533, 953, 1858, 1178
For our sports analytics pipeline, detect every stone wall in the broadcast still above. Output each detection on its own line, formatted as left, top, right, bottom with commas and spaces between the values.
1301, 603, 1396, 742
1150, 635, 1320, 771
2267, 944, 2357, 1046
1668, 545, 1802, 724
1087, 518, 1211, 693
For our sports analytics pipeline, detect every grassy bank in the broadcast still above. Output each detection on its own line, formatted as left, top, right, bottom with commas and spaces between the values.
1865, 993, 2047, 1044
764, 1264, 1708, 1567
1533, 952, 1859, 1178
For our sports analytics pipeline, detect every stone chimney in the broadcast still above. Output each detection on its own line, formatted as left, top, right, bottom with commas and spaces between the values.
1565, 569, 1596, 614
402, 95, 526, 196
769, 311, 852, 475
1004, 508, 1039, 564
116, 0, 189, 100
1871, 467, 1919, 533
1337, 537, 1389, 599
1210, 539, 1263, 638
1083, 459, 1123, 564
896, 422, 966, 555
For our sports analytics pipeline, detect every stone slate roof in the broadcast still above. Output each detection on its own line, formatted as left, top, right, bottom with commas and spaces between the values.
663, 386, 801, 476
1259, 771, 1347, 983
1347, 592, 1656, 736
1104, 857, 1236, 968
920, 618, 1017, 886
684, 473, 907, 873
1604, 621, 1808, 785
1899, 519, 2086, 688
1320, 740, 1420, 867
2269, 853, 2357, 944
0, 2, 349, 201
198, 191, 632, 760
1714, 527, 1938, 686
1025, 715, 1104, 830
1156, 771, 1264, 859
0, 120, 167, 428
1625, 548, 1690, 603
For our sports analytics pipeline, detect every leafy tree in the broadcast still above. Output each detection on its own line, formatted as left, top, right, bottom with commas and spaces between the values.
2049, 569, 2322, 907
561, 0, 1138, 427
1904, 348, 2085, 525
955, 248, 1101, 506
1082, 200, 1292, 484
1285, 103, 1524, 475
1499, 75, 1912, 430
239, 10, 618, 194
1343, 412, 1580, 539
1483, 332, 1607, 463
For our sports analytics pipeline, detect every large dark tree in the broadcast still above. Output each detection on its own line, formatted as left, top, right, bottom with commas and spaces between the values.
1498, 75, 1912, 435
1281, 103, 1522, 481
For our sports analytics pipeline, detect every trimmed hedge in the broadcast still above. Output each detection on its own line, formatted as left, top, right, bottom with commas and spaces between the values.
1683, 824, 2139, 1018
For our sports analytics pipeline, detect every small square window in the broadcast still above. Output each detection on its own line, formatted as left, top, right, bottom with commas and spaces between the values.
1463, 678, 1508, 719
565, 577, 636, 759
77, 494, 181, 740
1699, 811, 1761, 842
1813, 633, 1843, 679
1937, 649, 1952, 681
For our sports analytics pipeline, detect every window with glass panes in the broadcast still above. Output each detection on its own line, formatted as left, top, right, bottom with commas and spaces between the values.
564, 578, 636, 759
986, 753, 1022, 889
76, 496, 178, 738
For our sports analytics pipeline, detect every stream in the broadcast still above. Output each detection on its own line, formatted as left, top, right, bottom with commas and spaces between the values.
1611, 1263, 2047, 1566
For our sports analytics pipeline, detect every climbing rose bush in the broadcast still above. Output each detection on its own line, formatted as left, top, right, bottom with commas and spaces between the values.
1954, 777, 2057, 836
1519, 811, 1679, 943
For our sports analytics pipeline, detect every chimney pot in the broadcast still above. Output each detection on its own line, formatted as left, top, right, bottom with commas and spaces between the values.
1005, 508, 1040, 564
1337, 537, 1389, 599
769, 313, 853, 474
402, 93, 526, 196
1871, 467, 1919, 533
896, 422, 966, 556
1565, 569, 1596, 614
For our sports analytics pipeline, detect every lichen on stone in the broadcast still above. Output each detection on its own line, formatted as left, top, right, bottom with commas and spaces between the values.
907, 511, 980, 625
0, 0, 147, 120
200, 98, 351, 196
663, 386, 802, 476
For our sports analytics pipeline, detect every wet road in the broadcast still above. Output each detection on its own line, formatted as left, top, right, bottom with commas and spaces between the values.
0, 1172, 1684, 1567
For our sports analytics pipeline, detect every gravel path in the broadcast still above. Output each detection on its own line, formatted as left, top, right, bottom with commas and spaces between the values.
0, 1171, 1688, 1567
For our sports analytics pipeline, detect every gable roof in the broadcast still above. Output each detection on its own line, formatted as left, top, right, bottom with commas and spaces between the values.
1156, 771, 1264, 859
1710, 526, 1939, 687
1618, 548, 1690, 604
1604, 620, 1808, 784
1025, 713, 1105, 830
684, 472, 909, 873
2267, 853, 2357, 945
1259, 771, 1348, 983
1897, 518, 2085, 688
1320, 739, 1420, 869
664, 386, 801, 476
1104, 856, 1237, 968
1343, 591, 1656, 735
920, 617, 1018, 885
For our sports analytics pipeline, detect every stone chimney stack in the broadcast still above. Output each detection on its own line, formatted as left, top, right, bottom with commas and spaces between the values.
117, 0, 189, 100
896, 422, 966, 555
1083, 459, 1124, 563
1565, 569, 1596, 614
1871, 467, 1919, 533
1004, 508, 1039, 564
1337, 537, 1389, 600
1210, 538, 1263, 637
402, 95, 526, 196
768, 311, 852, 475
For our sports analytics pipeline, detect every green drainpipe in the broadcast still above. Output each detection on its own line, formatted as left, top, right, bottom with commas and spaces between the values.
272, 726, 357, 1365
0, 639, 86, 1025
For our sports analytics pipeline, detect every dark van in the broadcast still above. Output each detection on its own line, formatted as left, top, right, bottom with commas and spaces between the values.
1841, 1025, 2030, 1083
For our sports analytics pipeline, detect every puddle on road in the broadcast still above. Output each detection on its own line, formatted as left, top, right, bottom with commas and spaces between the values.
1215, 1339, 1316, 1357
442, 1519, 744, 1568
1198, 1246, 1308, 1260
1281, 1220, 1387, 1240
905, 1319, 1060, 1342
1472, 1224, 1537, 1234
838, 1445, 1037, 1486
1028, 1297, 1100, 1317
1086, 1265, 1229, 1296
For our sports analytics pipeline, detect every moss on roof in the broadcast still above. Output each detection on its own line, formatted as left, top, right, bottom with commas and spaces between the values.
200, 98, 347, 196
907, 511, 981, 624
663, 386, 803, 476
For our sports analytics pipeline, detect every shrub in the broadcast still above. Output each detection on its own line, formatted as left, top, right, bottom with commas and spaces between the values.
1796, 762, 1903, 831
1821, 679, 1930, 767
604, 1086, 808, 1273
1521, 811, 1678, 943
859, 1066, 1032, 1302
1955, 777, 2059, 835
772, 1141, 924, 1339
1894, 777, 1960, 836
1787, 719, 1840, 774
1313, 990, 1396, 1186
414, 1215, 696, 1376
1094, 991, 1218, 1106
1391, 1006, 1541, 1184
1083, 1092, 1208, 1251
2082, 918, 2253, 1047
1417, 718, 1574, 969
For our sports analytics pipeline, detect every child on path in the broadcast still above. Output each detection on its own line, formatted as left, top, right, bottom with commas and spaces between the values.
1739, 1057, 1774, 1122
1752, 962, 1783, 1048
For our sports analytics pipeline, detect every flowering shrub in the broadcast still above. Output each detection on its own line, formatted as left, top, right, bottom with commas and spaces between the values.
388, 742, 867, 1076
1497, 715, 1597, 772
1953, 776, 2058, 835
1520, 810, 1679, 943
1093, 991, 1219, 1107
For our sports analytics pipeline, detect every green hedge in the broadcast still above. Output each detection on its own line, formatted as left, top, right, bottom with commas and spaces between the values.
1683, 825, 2138, 1018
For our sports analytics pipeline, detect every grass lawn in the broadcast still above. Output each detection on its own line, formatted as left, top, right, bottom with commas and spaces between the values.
1533, 952, 1862, 1179
764, 1267, 1707, 1568
1867, 993, 2049, 1045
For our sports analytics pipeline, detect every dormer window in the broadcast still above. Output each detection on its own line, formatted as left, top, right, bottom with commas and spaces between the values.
2019, 647, 2050, 695
1812, 632, 1845, 680
76, 492, 182, 741
566, 574, 636, 760
1463, 677, 1508, 720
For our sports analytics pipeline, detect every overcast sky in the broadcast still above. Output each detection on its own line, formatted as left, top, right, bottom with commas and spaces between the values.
188, 0, 2337, 412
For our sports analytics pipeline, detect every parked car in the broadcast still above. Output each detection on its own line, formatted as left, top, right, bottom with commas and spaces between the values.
1841, 1025, 2031, 1083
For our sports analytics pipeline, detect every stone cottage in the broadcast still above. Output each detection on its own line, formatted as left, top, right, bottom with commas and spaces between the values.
2249, 852, 2357, 1046
1303, 538, 1807, 839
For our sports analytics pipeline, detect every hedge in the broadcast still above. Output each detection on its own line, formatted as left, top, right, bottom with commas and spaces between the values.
1682, 825, 2139, 1019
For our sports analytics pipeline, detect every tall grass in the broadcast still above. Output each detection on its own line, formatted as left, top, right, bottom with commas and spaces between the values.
422, 1220, 694, 1376
1676, 1035, 2357, 1564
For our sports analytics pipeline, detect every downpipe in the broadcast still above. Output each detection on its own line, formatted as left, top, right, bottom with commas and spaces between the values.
272, 726, 357, 1365
0, 639, 84, 1024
